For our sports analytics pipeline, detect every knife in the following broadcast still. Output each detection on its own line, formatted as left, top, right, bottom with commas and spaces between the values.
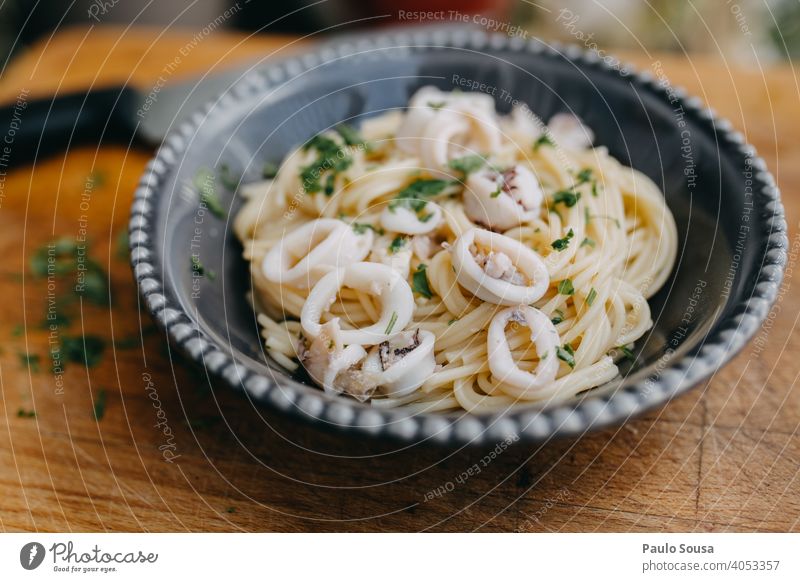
0, 23, 479, 167
0, 60, 270, 166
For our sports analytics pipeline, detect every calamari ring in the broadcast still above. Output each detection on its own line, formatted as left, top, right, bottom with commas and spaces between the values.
300, 262, 415, 345
450, 228, 549, 306
487, 306, 560, 398
262, 219, 372, 289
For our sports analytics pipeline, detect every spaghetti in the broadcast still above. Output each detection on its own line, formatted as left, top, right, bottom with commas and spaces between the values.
234, 87, 678, 414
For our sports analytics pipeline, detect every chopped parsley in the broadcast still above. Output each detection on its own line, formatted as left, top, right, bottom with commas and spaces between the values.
448, 318, 458, 325
580, 237, 596, 248
191, 256, 215, 279
575, 168, 593, 184
335, 124, 368, 147
218, 163, 240, 191
397, 178, 450, 200
557, 279, 575, 295
385, 311, 398, 335
93, 388, 108, 421
388, 236, 407, 254
448, 154, 486, 177
552, 189, 581, 208
586, 287, 598, 306
618, 345, 636, 361
225, 506, 237, 514
490, 184, 503, 198
533, 134, 554, 151
87, 170, 106, 189
575, 168, 600, 197
12, 324, 23, 337
388, 178, 450, 214
29, 238, 109, 305
16, 408, 36, 419
351, 223, 384, 236
324, 173, 336, 196
550, 309, 565, 325
262, 161, 279, 179
61, 335, 105, 368
194, 167, 226, 218
556, 344, 576, 368
412, 264, 433, 299
300, 134, 353, 194
19, 352, 40, 373
115, 230, 129, 261
428, 101, 446, 110
551, 229, 575, 251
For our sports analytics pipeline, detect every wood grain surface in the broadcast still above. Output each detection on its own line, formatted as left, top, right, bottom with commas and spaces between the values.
0, 26, 798, 533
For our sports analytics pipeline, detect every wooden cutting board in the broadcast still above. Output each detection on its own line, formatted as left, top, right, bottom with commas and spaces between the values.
0, 26, 798, 532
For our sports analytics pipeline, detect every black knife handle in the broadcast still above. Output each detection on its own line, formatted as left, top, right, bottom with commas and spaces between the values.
0, 86, 141, 166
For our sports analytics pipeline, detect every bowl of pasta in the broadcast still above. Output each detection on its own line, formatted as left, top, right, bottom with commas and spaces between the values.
131, 28, 786, 445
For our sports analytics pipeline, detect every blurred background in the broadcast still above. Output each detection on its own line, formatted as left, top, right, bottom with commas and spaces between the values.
1, 0, 799, 64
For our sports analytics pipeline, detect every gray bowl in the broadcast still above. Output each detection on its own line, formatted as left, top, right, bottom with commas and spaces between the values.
130, 29, 787, 446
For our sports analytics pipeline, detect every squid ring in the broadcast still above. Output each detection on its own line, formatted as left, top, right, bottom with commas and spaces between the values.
487, 306, 560, 398
262, 219, 372, 289
450, 228, 549, 306
300, 262, 415, 345
463, 165, 542, 231
380, 201, 443, 235
362, 329, 437, 398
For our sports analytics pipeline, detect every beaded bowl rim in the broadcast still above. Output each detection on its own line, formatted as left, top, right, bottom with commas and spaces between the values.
130, 28, 787, 446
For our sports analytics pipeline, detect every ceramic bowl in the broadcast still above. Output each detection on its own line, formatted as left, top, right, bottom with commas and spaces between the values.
130, 29, 787, 445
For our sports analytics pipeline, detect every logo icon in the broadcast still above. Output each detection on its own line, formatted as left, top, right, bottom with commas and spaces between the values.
20, 542, 46, 570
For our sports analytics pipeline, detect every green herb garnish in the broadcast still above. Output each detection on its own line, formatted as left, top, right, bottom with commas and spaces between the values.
262, 161, 279, 179
397, 178, 450, 200
194, 167, 226, 218
115, 230, 129, 261
557, 279, 575, 295
300, 134, 353, 194
93, 388, 107, 421
218, 163, 240, 191
324, 173, 336, 196
87, 170, 106, 189
335, 124, 368, 147
586, 287, 598, 307
19, 352, 40, 373
552, 189, 581, 208
61, 335, 105, 368
388, 236, 406, 254
412, 264, 433, 299
533, 134, 554, 151
428, 101, 446, 110
556, 344, 576, 368
385, 311, 398, 335
550, 309, 565, 325
618, 345, 636, 361
551, 228, 575, 251
351, 223, 384, 236
448, 154, 486, 177
191, 256, 205, 276
580, 237, 596, 248
575, 168, 593, 184
16, 408, 36, 419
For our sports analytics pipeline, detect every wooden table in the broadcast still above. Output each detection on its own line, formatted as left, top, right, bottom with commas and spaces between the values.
1, 27, 798, 533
